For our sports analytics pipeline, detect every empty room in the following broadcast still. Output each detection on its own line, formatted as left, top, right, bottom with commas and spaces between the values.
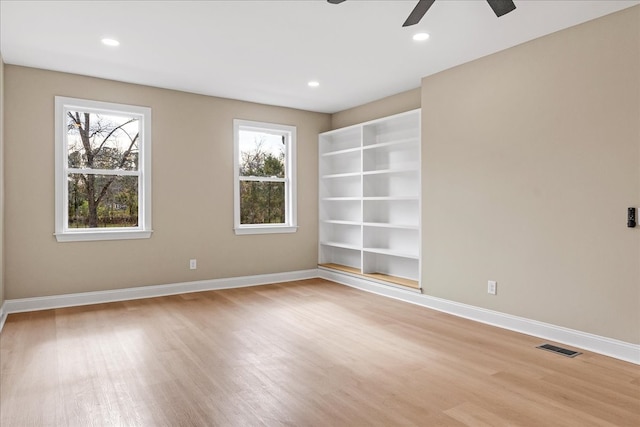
0, 1, 638, 425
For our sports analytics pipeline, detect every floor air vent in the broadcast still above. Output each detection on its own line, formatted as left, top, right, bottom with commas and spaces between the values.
537, 343, 581, 358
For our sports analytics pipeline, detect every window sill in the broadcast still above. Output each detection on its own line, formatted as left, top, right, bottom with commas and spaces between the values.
234, 225, 298, 235
55, 229, 153, 242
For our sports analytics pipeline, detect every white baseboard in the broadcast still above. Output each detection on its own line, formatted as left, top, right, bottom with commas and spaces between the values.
319, 269, 640, 365
0, 302, 7, 333
1, 268, 637, 365
2, 269, 318, 315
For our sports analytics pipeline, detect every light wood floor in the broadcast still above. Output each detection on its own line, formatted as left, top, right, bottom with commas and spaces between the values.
1, 279, 638, 426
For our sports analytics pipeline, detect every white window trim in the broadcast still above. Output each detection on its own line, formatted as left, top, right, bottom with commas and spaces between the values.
54, 96, 152, 242
233, 119, 297, 235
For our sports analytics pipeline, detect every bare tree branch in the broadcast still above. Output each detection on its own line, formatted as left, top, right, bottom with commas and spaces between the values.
93, 118, 137, 157
95, 133, 139, 206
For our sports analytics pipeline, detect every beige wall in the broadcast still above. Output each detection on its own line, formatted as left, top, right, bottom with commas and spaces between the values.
330, 88, 421, 129
421, 6, 639, 343
0, 55, 4, 308
4, 66, 330, 299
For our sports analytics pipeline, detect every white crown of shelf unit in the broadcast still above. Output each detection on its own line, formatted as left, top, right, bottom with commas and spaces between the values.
319, 109, 421, 291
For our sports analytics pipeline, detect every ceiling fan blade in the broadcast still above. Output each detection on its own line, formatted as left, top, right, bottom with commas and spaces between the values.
486, 0, 516, 17
327, 0, 346, 4
402, 0, 436, 27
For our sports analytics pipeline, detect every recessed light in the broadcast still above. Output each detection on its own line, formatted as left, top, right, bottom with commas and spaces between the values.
308, 81, 320, 88
101, 38, 120, 47
413, 32, 430, 41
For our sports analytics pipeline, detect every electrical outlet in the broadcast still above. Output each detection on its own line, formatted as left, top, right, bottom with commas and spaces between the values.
487, 280, 497, 295
189, 259, 197, 270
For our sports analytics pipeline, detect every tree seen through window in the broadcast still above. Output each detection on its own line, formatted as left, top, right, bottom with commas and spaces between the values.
66, 111, 140, 228
239, 131, 286, 224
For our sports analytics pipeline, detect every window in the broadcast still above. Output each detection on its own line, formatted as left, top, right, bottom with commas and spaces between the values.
233, 119, 297, 235
54, 97, 152, 242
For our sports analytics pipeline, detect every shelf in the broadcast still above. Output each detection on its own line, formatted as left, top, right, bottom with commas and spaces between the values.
320, 241, 361, 251
322, 197, 361, 202
363, 247, 419, 260
321, 172, 361, 179
362, 137, 419, 151
362, 196, 418, 201
322, 220, 361, 226
363, 222, 418, 230
362, 168, 418, 176
363, 272, 420, 290
318, 263, 360, 275
321, 147, 361, 157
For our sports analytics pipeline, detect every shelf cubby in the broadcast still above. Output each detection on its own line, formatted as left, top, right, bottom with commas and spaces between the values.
363, 112, 420, 146
320, 149, 361, 176
320, 127, 362, 155
320, 222, 361, 249
363, 226, 419, 258
319, 198, 361, 223
319, 246, 361, 270
363, 170, 419, 198
363, 199, 419, 227
320, 173, 361, 199
362, 251, 420, 288
362, 141, 419, 173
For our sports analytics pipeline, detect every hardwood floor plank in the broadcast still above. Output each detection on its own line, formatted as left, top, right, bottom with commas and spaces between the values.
445, 401, 521, 427
1, 279, 638, 426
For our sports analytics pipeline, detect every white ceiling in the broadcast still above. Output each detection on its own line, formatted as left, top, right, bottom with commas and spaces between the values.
1, 0, 638, 113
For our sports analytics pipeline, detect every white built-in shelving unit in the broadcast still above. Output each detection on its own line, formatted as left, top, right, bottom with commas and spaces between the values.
318, 109, 421, 291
